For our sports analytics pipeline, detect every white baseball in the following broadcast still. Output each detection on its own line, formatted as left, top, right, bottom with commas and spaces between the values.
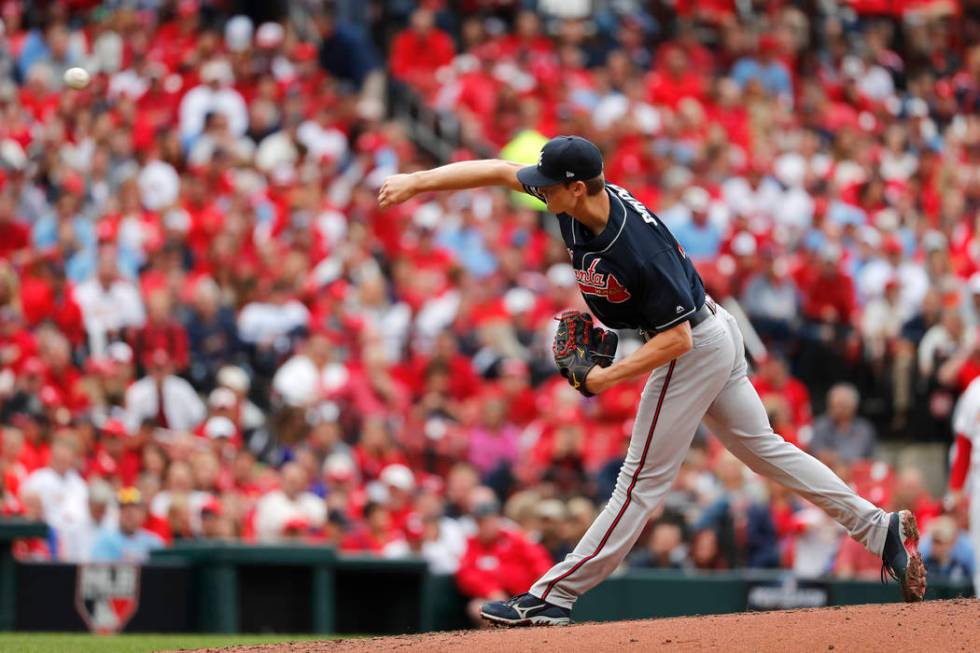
63, 67, 91, 90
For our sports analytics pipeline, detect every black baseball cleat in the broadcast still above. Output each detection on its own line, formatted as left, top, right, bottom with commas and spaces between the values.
480, 593, 571, 626
880, 510, 927, 602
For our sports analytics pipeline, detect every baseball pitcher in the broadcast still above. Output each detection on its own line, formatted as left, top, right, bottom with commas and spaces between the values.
378, 135, 926, 626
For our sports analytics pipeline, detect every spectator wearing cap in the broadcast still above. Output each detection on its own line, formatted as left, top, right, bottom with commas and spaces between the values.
20, 437, 89, 557
178, 58, 248, 145
74, 245, 146, 357
379, 463, 416, 534
389, 9, 455, 95
315, 8, 380, 91
201, 415, 239, 458
861, 276, 907, 363
340, 500, 406, 555
741, 250, 802, 346
456, 498, 552, 625
858, 234, 929, 318
199, 497, 232, 540
90, 487, 164, 563
128, 291, 190, 376
319, 452, 364, 521
87, 419, 140, 487
810, 383, 877, 464
123, 347, 205, 433
216, 366, 266, 437
254, 462, 326, 542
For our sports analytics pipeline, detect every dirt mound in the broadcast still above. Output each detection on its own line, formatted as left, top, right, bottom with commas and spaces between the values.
174, 599, 980, 653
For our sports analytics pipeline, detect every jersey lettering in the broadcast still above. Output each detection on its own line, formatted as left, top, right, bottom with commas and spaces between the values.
609, 183, 657, 226
575, 259, 632, 303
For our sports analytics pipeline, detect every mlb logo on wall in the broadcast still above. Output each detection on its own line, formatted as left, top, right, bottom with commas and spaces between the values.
75, 564, 141, 634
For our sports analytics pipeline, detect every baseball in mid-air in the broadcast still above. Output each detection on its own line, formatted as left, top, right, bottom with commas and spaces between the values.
63, 67, 91, 89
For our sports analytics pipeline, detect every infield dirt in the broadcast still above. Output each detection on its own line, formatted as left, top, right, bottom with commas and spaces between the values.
171, 598, 980, 653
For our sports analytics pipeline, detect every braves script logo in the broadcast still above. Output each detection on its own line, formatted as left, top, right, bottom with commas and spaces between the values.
576, 259, 631, 303
75, 564, 141, 634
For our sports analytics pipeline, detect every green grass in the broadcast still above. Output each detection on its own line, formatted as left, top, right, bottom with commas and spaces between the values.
0, 632, 345, 653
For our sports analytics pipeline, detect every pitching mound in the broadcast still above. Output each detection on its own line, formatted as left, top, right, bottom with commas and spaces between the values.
176, 599, 980, 653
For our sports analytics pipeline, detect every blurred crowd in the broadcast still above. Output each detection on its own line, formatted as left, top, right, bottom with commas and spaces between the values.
0, 0, 978, 613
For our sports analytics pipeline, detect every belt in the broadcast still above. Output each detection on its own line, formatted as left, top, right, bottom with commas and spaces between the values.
689, 297, 718, 329
640, 297, 717, 341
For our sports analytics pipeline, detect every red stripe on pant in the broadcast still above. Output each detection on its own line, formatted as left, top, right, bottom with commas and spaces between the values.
539, 360, 676, 601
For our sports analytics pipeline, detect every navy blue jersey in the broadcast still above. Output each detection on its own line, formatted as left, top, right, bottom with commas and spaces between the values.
525, 182, 706, 332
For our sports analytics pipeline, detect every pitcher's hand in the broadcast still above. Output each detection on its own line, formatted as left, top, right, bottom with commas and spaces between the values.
378, 173, 418, 209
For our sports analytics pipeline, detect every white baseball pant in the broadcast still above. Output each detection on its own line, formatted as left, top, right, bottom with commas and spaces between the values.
531, 306, 890, 609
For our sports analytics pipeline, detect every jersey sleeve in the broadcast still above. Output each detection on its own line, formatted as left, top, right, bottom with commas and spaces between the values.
952, 383, 980, 443
636, 249, 699, 331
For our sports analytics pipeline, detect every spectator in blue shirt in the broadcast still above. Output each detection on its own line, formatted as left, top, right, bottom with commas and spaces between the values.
919, 515, 975, 583
32, 187, 97, 283
731, 35, 793, 106
436, 205, 497, 279
316, 9, 380, 91
90, 487, 164, 563
670, 187, 722, 261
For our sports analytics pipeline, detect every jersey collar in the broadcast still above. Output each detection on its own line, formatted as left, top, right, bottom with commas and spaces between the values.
571, 187, 627, 253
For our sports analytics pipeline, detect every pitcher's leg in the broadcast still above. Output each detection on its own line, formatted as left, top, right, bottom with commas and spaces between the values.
530, 321, 734, 609
705, 375, 889, 555
528, 361, 686, 608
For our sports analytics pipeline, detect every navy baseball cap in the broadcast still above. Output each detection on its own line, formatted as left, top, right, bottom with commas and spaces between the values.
517, 135, 604, 188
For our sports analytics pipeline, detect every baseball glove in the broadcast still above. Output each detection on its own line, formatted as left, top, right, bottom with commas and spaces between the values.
552, 310, 618, 397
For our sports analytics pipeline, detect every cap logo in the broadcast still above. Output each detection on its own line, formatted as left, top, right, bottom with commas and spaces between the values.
565, 171, 575, 178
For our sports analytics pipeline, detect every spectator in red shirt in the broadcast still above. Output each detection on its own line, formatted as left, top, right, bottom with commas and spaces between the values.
389, 9, 455, 95
0, 190, 29, 262
352, 415, 407, 483
340, 500, 405, 553
751, 355, 812, 433
128, 291, 190, 375
456, 498, 552, 625
798, 244, 857, 325
646, 46, 706, 109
